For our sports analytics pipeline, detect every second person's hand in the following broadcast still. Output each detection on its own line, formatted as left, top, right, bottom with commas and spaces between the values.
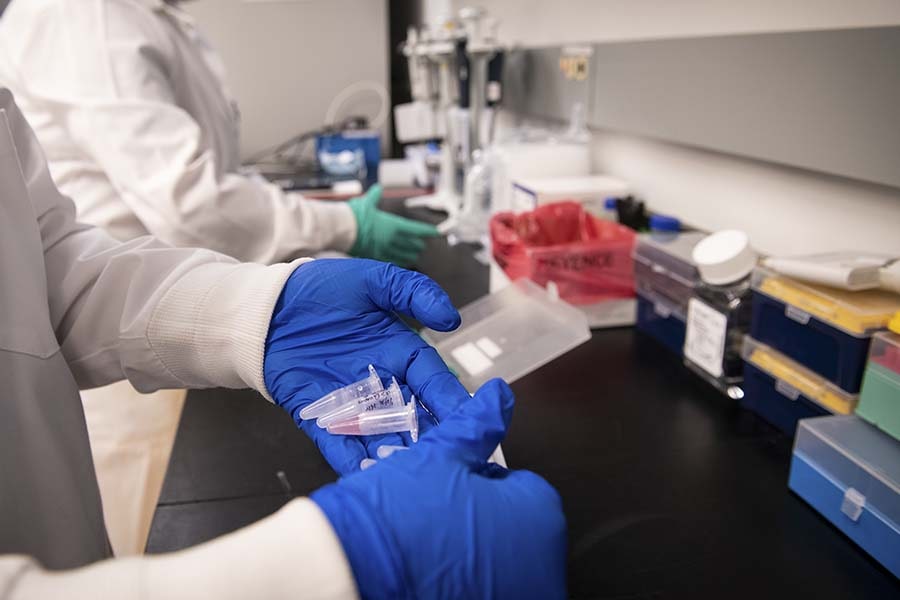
348, 184, 439, 267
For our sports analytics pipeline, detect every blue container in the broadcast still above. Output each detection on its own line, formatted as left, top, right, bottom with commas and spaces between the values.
316, 132, 381, 185
648, 214, 681, 233
741, 362, 829, 435
750, 290, 871, 393
789, 416, 900, 578
636, 294, 686, 356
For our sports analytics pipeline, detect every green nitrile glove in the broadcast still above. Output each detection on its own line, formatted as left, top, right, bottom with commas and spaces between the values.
348, 184, 439, 266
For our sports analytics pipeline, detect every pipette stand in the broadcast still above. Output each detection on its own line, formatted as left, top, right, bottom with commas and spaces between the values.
406, 35, 461, 215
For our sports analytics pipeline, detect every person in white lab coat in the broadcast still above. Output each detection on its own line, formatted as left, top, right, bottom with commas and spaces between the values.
0, 0, 438, 556
0, 0, 436, 266
0, 88, 566, 599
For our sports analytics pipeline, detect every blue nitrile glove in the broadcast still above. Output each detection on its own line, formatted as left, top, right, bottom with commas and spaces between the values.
264, 258, 474, 475
312, 379, 568, 600
349, 184, 439, 266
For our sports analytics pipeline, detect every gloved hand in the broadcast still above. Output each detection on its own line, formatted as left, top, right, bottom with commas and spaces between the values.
349, 184, 439, 266
312, 379, 568, 600
264, 258, 473, 475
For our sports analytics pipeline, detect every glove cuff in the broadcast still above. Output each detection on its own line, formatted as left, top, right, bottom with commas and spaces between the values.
347, 196, 371, 258
311, 483, 410, 600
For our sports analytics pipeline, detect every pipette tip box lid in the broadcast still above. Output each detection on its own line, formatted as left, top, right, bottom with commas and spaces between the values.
740, 337, 857, 435
742, 337, 858, 416
857, 329, 900, 442
752, 266, 900, 337
633, 231, 706, 319
788, 415, 900, 578
750, 266, 900, 393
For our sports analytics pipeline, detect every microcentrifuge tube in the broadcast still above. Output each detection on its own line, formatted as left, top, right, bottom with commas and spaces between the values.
327, 396, 419, 442
360, 458, 377, 471
376, 444, 409, 459
299, 365, 383, 421
316, 377, 405, 428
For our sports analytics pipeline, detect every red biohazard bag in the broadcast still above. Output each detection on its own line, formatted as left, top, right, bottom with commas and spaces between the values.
490, 201, 636, 305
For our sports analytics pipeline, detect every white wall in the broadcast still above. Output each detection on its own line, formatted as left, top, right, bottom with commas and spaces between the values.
449, 0, 900, 45
186, 0, 389, 159
593, 132, 900, 256
450, 0, 900, 255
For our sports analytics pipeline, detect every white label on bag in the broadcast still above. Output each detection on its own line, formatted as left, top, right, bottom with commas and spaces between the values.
451, 342, 493, 376
684, 298, 727, 378
475, 337, 503, 359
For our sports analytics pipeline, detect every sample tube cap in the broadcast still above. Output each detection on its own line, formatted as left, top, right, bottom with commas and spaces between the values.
317, 377, 404, 429
299, 365, 383, 422
376, 444, 409, 459
408, 398, 420, 443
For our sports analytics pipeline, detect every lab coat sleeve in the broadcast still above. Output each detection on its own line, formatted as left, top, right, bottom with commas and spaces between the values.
0, 498, 360, 600
6, 87, 295, 397
0, 0, 357, 264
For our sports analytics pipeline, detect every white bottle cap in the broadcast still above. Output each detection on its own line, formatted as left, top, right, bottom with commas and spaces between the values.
692, 230, 758, 285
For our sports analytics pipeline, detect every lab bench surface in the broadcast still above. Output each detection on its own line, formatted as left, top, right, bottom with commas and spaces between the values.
149, 199, 899, 598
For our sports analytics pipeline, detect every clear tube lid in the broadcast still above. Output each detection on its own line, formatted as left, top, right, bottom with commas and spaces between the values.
317, 377, 405, 428
299, 365, 383, 422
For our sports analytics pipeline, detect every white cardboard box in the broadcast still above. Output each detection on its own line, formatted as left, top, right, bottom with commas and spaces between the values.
511, 175, 630, 216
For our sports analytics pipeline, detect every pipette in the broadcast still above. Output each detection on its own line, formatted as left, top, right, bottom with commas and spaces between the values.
316, 377, 405, 428
299, 365, 383, 422
326, 396, 420, 442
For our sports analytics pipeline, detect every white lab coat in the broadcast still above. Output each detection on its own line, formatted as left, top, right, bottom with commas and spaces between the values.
0, 89, 358, 599
0, 0, 362, 555
0, 0, 358, 263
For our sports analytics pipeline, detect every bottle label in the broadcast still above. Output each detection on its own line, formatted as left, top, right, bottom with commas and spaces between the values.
684, 298, 727, 378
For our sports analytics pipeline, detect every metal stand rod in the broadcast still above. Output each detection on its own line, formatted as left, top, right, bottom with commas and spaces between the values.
468, 54, 488, 156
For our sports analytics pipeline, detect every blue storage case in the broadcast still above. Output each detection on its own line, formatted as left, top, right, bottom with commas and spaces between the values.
316, 132, 381, 185
633, 232, 704, 356
741, 337, 858, 435
750, 267, 900, 394
636, 294, 686, 356
788, 415, 900, 578
742, 363, 829, 434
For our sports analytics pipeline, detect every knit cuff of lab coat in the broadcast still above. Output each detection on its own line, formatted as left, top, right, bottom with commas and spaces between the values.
147, 258, 311, 401
3, 499, 359, 600
302, 197, 358, 254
